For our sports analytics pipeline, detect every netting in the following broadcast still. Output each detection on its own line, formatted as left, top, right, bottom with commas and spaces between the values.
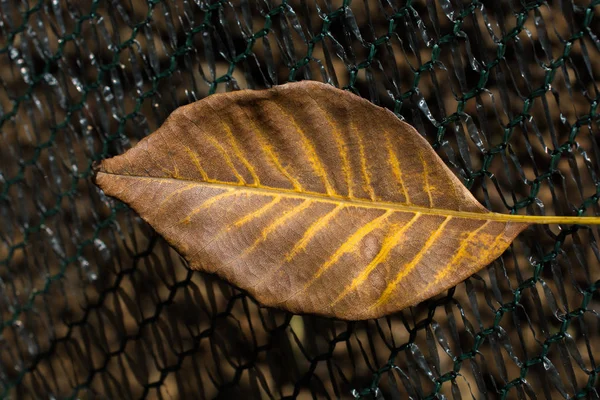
1, 0, 599, 398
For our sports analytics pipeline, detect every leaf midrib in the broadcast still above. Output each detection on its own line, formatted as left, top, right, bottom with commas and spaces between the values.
97, 171, 600, 225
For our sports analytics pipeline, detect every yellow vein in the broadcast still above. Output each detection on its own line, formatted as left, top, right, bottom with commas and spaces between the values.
419, 150, 434, 207
115, 152, 157, 199
155, 183, 197, 213
485, 228, 511, 256
237, 105, 304, 191
352, 121, 376, 201
212, 200, 311, 276
201, 131, 247, 185
385, 132, 410, 204
271, 102, 336, 196
142, 140, 175, 177
98, 173, 600, 225
243, 200, 313, 256
159, 128, 181, 178
221, 121, 261, 186
280, 210, 394, 305
234, 196, 282, 227
419, 228, 509, 297
301, 93, 354, 198
285, 204, 345, 261
183, 145, 209, 181
168, 120, 210, 182
247, 205, 344, 288
187, 196, 282, 262
326, 117, 354, 197
330, 213, 421, 307
124, 152, 143, 175
103, 175, 136, 199
248, 204, 344, 291
175, 112, 246, 184
421, 221, 491, 294
369, 217, 453, 311
178, 189, 237, 226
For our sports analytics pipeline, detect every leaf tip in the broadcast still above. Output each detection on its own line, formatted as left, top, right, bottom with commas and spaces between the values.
91, 159, 105, 186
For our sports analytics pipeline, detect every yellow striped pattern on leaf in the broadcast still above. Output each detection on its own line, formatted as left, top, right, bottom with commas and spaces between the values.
94, 81, 533, 320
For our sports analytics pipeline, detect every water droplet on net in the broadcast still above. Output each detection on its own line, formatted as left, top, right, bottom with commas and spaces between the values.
43, 225, 66, 259
94, 238, 110, 262
71, 77, 84, 92
560, 113, 567, 124
20, 67, 32, 84
97, 190, 112, 208
102, 86, 114, 102
543, 358, 552, 371
79, 256, 98, 282
25, 331, 39, 356
13, 320, 39, 356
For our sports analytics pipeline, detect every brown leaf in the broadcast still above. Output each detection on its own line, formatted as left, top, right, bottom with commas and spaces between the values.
93, 81, 595, 320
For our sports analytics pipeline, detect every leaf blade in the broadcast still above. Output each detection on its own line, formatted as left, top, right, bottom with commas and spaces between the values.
95, 81, 537, 320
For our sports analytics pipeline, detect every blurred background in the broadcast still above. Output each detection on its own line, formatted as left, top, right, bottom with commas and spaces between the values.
1, 0, 599, 398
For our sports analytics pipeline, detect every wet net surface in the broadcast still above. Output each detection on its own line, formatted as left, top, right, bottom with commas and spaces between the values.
1, 0, 600, 398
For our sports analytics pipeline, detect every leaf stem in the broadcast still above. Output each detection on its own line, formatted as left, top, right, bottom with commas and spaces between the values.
489, 213, 600, 225
97, 172, 600, 225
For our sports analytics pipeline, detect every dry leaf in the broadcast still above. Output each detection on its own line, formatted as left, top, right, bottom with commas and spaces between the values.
94, 81, 599, 320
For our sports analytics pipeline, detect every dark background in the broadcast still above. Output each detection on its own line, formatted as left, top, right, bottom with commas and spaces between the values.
0, 0, 599, 398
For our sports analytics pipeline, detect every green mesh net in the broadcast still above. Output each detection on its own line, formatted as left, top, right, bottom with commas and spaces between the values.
1, 0, 599, 398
